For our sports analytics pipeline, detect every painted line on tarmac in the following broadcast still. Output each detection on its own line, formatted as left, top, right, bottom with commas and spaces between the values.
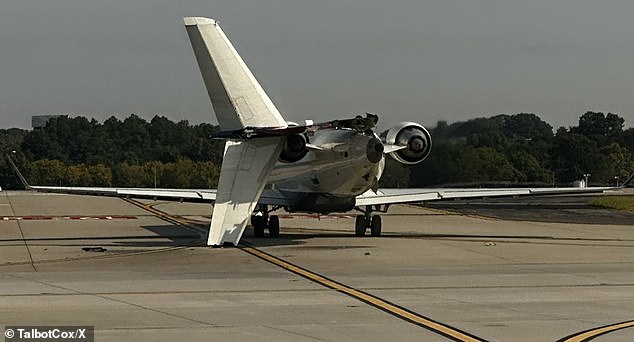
557, 319, 634, 342
126, 199, 486, 341
241, 244, 487, 342
117, 198, 634, 341
1, 215, 137, 221
122, 199, 208, 237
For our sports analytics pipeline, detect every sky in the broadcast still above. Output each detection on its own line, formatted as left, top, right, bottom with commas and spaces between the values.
1, 0, 633, 130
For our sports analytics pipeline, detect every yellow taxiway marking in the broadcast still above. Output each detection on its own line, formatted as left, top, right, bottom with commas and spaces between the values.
557, 320, 634, 342
123, 197, 634, 341
122, 199, 207, 236
241, 245, 487, 342
125, 198, 485, 340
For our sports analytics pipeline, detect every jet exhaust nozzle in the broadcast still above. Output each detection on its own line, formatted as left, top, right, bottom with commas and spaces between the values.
279, 134, 309, 163
366, 137, 384, 163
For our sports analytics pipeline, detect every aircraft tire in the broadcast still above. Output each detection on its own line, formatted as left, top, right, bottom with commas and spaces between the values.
268, 215, 280, 238
370, 215, 382, 237
253, 216, 265, 238
355, 215, 366, 236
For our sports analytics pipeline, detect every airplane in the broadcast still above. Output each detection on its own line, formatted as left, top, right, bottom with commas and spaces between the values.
7, 17, 633, 247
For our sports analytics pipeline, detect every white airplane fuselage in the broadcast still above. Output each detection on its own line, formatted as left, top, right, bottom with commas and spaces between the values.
8, 16, 625, 248
267, 127, 385, 213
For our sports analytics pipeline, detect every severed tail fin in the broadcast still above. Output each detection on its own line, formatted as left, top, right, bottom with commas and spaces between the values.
184, 17, 287, 131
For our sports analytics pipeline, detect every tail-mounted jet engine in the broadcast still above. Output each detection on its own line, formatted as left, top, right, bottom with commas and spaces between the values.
385, 122, 432, 165
279, 134, 309, 163
366, 137, 384, 163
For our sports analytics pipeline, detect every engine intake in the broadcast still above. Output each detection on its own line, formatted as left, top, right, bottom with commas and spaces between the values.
279, 134, 309, 163
385, 122, 432, 165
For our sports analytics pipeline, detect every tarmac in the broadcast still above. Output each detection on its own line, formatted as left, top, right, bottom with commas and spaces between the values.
1, 190, 634, 341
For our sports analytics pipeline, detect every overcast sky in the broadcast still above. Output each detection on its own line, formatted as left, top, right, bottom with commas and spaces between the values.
1, 0, 633, 130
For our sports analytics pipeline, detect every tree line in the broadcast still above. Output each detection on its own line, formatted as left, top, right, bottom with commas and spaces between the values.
0, 112, 632, 190
1, 115, 223, 189
398, 112, 633, 187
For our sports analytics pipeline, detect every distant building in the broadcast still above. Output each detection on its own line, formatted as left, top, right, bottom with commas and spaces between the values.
32, 115, 63, 129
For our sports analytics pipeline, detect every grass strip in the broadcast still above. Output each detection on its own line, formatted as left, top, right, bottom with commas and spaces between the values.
590, 196, 634, 212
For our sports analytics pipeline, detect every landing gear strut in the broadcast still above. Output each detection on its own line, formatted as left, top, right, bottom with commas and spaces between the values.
354, 205, 387, 237
251, 205, 281, 238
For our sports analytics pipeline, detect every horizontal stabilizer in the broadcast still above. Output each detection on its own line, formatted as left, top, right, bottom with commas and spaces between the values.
211, 125, 308, 139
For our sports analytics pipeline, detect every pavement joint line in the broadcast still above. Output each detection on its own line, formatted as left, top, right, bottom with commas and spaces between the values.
0, 246, 191, 267
556, 319, 634, 342
5, 273, 215, 327
119, 199, 487, 341
0, 198, 205, 268
264, 325, 330, 341
0, 288, 333, 297
418, 205, 500, 221
4, 191, 37, 271
113, 197, 634, 341
240, 244, 488, 342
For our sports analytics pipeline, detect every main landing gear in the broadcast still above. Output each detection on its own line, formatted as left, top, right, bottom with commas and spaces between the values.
251, 205, 280, 238
354, 205, 389, 237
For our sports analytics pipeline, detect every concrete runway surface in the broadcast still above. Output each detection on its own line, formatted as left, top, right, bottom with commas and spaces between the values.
1, 190, 634, 341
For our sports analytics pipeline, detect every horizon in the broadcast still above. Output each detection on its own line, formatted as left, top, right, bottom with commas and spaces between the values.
2, 1, 634, 131
2, 110, 631, 132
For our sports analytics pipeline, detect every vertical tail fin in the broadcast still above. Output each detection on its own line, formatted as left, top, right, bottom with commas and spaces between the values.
184, 17, 287, 130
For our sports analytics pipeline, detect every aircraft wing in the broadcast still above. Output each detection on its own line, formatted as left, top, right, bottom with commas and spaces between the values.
9, 135, 285, 248
355, 182, 632, 207
6, 155, 218, 201
20, 186, 216, 202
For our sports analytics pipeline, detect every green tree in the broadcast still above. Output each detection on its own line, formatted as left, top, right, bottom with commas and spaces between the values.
574, 111, 625, 145
28, 159, 67, 186
551, 131, 600, 183
379, 157, 409, 188
456, 147, 522, 183
87, 164, 113, 186
65, 164, 94, 187
507, 150, 551, 183
191, 161, 220, 188
0, 129, 28, 154
113, 162, 150, 187
119, 114, 151, 163
502, 113, 554, 141
160, 159, 198, 188
594, 143, 634, 185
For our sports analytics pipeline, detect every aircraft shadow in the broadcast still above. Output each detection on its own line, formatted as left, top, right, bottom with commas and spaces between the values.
0, 224, 202, 249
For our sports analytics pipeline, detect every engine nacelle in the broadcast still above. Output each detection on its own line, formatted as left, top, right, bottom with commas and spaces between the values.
279, 134, 309, 163
385, 122, 432, 165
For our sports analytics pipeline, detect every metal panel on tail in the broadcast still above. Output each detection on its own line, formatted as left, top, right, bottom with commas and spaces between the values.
184, 17, 287, 130
208, 138, 285, 246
